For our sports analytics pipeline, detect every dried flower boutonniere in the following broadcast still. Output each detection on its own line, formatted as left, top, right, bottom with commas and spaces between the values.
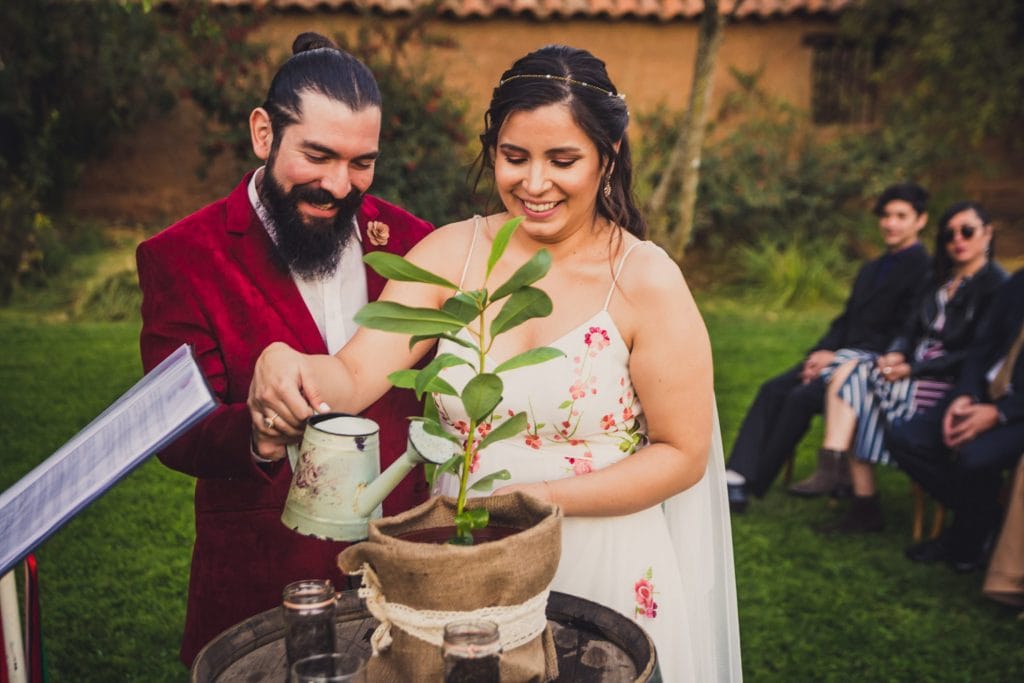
366, 220, 390, 247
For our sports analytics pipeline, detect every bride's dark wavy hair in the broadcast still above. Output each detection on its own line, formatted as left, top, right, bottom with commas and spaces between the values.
472, 45, 647, 239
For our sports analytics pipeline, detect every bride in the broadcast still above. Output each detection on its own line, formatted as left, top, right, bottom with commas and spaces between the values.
249, 44, 742, 681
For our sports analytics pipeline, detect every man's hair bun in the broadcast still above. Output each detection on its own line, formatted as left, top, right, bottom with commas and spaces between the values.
292, 32, 337, 55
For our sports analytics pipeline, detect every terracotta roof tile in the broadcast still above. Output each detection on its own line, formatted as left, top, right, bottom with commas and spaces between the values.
198, 0, 852, 19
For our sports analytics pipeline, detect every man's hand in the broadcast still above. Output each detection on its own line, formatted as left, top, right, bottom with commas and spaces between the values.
801, 350, 836, 384
250, 426, 295, 462
943, 395, 999, 448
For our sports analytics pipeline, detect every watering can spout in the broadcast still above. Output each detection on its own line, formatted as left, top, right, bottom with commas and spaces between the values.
281, 416, 455, 542
356, 422, 454, 518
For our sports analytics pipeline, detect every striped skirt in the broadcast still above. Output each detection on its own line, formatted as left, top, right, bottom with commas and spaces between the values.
833, 351, 952, 465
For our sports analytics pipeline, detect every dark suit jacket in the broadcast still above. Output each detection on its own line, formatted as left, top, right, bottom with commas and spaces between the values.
888, 261, 1008, 381
954, 268, 1024, 423
136, 173, 433, 665
812, 243, 930, 353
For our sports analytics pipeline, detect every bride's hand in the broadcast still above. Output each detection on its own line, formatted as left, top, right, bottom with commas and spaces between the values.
248, 342, 326, 439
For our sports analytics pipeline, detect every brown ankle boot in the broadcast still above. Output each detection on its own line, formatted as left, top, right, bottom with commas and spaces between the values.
831, 454, 853, 499
817, 493, 884, 535
788, 449, 844, 497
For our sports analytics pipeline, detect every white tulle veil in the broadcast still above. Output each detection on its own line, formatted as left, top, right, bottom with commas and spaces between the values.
663, 400, 743, 681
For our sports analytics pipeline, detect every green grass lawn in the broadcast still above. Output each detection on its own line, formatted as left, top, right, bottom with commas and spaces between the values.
2, 301, 1022, 681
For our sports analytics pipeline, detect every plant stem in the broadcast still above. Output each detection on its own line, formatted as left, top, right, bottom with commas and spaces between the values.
455, 301, 490, 518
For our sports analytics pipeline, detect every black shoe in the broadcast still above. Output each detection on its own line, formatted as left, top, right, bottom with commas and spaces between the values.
905, 537, 949, 564
829, 483, 854, 500
948, 552, 988, 574
727, 482, 748, 514
815, 494, 884, 535
947, 534, 995, 574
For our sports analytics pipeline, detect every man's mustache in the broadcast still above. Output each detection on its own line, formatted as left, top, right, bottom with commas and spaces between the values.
292, 184, 362, 210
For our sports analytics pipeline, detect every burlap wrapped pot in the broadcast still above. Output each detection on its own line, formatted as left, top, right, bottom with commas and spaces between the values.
337, 492, 562, 682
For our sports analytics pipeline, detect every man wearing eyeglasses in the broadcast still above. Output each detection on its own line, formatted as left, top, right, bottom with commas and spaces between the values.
890, 268, 1024, 572
726, 183, 931, 512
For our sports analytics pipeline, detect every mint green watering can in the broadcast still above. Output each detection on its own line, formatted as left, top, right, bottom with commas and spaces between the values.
281, 414, 453, 542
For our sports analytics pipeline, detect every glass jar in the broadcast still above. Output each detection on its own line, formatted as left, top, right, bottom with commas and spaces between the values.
282, 579, 338, 668
442, 619, 502, 683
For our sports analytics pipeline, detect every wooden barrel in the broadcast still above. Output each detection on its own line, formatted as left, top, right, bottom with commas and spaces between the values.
192, 589, 661, 682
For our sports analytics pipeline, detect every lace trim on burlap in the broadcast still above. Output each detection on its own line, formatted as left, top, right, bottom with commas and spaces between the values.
353, 563, 550, 654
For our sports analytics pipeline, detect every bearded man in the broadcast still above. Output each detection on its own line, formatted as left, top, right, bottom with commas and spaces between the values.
136, 33, 432, 667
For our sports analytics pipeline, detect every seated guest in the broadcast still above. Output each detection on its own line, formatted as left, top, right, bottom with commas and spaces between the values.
726, 183, 930, 512
889, 268, 1024, 571
984, 456, 1024, 607
815, 201, 1007, 534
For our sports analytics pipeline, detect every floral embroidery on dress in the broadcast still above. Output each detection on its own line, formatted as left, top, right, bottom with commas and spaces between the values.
510, 326, 645, 473
434, 396, 513, 475
634, 567, 658, 619
434, 316, 646, 488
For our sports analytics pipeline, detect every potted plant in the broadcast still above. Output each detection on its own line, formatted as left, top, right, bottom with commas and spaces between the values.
337, 216, 564, 681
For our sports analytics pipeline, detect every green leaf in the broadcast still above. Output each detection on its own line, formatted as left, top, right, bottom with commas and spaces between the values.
486, 216, 523, 278
415, 353, 471, 398
493, 347, 565, 374
478, 411, 529, 450
442, 292, 482, 324
363, 251, 458, 289
464, 289, 489, 308
558, 400, 572, 410
456, 507, 490, 530
461, 373, 503, 423
431, 452, 464, 483
469, 469, 512, 491
449, 531, 474, 545
388, 369, 458, 397
491, 249, 552, 301
418, 419, 463, 446
417, 331, 478, 353
490, 287, 553, 337
387, 369, 418, 389
355, 301, 465, 336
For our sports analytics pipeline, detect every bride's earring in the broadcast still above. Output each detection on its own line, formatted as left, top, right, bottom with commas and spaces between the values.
603, 161, 615, 199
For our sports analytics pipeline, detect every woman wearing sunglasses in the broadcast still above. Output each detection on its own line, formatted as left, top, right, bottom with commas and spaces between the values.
813, 200, 1008, 533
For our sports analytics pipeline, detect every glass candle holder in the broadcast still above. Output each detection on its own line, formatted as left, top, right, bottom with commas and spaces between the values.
290, 652, 367, 682
442, 619, 502, 683
282, 579, 337, 668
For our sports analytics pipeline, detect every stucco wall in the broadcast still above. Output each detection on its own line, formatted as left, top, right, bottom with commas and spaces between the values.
68, 15, 836, 225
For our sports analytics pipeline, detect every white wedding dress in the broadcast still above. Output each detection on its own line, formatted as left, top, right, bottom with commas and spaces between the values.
433, 234, 743, 681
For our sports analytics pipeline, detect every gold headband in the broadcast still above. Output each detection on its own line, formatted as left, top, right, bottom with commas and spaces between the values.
498, 73, 626, 101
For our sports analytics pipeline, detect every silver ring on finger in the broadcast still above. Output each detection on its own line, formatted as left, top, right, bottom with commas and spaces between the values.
264, 412, 278, 430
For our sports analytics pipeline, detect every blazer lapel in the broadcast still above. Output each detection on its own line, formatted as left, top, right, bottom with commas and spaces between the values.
357, 199, 389, 302
224, 175, 327, 355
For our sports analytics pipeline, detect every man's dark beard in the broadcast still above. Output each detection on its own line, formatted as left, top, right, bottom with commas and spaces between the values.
259, 165, 364, 279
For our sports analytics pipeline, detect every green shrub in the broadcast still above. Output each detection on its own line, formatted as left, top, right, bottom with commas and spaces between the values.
635, 68, 926, 279
734, 236, 854, 308
0, 0, 177, 301
74, 269, 142, 322
166, 0, 274, 179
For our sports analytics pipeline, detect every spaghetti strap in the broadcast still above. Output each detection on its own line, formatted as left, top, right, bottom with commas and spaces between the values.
603, 240, 651, 310
458, 216, 482, 289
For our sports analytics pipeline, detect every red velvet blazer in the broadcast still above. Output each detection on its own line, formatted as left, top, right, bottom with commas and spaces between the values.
136, 174, 433, 665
